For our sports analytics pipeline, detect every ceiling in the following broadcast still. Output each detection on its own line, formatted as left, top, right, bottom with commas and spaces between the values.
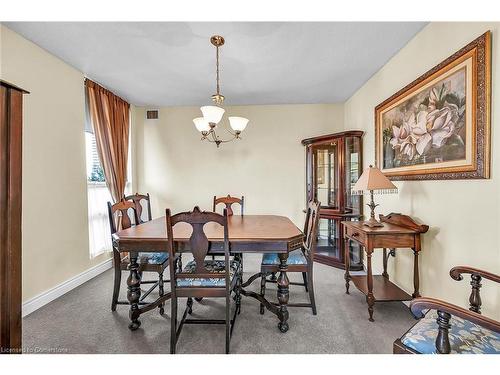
4, 22, 427, 106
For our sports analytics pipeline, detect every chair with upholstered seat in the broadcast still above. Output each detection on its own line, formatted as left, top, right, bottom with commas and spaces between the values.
394, 266, 500, 354
107, 199, 170, 314
166, 206, 242, 354
260, 200, 320, 315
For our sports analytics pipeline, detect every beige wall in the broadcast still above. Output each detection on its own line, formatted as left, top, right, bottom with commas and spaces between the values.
344, 22, 500, 319
3, 22, 499, 320
134, 104, 344, 226
0, 25, 111, 302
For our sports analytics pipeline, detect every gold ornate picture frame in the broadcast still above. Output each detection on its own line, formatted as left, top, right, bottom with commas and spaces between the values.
375, 31, 491, 180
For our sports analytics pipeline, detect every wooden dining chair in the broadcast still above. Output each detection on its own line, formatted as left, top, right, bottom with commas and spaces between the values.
124, 192, 152, 224
107, 199, 169, 314
213, 195, 244, 216
212, 195, 244, 264
166, 206, 242, 354
260, 200, 321, 315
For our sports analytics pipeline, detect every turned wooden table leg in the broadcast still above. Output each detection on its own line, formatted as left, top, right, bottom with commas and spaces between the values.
366, 250, 375, 322
382, 248, 388, 279
344, 238, 351, 294
277, 253, 290, 333
412, 247, 420, 298
127, 252, 142, 330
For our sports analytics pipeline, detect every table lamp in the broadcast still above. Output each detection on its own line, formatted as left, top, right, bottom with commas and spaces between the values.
352, 165, 398, 227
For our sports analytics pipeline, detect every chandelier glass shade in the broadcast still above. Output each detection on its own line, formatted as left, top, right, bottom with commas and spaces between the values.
193, 35, 249, 148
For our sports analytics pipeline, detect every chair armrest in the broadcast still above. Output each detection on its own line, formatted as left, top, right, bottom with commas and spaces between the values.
410, 297, 500, 333
450, 266, 500, 284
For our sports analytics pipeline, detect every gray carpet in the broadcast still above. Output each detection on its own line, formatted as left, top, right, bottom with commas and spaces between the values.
22, 254, 415, 354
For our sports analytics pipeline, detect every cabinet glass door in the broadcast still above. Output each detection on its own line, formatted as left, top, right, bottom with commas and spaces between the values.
344, 136, 362, 216
313, 142, 339, 209
316, 218, 341, 261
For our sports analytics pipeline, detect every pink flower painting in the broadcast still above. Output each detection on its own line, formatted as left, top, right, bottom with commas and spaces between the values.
381, 67, 466, 169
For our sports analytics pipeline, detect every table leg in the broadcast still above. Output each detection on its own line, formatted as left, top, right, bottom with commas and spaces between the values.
382, 248, 388, 279
344, 238, 351, 294
127, 252, 142, 330
366, 251, 374, 322
412, 248, 420, 298
277, 253, 290, 333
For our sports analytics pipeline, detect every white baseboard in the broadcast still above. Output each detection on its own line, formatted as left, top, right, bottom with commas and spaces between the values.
22, 258, 113, 317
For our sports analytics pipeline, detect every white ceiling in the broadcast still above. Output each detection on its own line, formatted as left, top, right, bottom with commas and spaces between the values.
4, 22, 427, 106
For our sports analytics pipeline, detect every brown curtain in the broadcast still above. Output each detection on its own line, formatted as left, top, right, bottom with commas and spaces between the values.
85, 79, 130, 203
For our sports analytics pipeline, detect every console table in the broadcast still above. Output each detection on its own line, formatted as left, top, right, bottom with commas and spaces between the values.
342, 213, 429, 322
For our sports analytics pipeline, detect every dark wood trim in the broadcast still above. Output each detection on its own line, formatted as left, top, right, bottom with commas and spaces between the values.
0, 80, 29, 94
0, 82, 27, 354
301, 130, 364, 146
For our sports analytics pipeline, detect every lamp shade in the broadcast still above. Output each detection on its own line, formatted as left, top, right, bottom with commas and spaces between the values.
352, 165, 398, 194
193, 117, 210, 133
228, 116, 249, 132
201, 105, 225, 124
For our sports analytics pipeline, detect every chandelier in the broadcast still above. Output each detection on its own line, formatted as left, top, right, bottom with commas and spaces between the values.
192, 35, 249, 148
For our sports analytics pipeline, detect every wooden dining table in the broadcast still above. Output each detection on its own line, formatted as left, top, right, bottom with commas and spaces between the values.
113, 214, 304, 333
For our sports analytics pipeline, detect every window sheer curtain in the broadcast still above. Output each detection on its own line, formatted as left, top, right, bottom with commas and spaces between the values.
85, 79, 130, 258
87, 182, 113, 257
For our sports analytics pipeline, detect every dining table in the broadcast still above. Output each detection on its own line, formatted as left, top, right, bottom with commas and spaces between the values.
113, 214, 304, 333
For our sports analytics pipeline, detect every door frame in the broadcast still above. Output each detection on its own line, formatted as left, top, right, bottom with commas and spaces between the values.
0, 80, 28, 354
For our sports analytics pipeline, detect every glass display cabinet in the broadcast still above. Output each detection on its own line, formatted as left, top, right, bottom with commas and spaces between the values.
301, 131, 364, 270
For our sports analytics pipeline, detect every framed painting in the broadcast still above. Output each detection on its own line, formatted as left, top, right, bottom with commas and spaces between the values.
375, 31, 491, 180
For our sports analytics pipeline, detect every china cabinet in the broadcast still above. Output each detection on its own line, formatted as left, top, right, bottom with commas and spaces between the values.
301, 131, 364, 270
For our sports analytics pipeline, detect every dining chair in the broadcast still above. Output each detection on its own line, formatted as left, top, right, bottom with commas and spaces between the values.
212, 195, 244, 265
259, 199, 321, 315
166, 206, 242, 354
213, 195, 244, 216
394, 266, 500, 354
107, 199, 169, 314
124, 192, 152, 224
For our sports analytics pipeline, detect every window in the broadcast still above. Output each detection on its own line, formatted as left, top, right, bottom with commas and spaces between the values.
85, 92, 112, 259
86, 132, 105, 183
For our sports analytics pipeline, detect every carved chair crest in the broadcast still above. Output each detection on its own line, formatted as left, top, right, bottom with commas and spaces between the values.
108, 199, 136, 234
213, 195, 244, 216
124, 192, 152, 224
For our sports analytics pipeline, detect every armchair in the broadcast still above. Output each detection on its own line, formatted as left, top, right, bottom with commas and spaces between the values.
394, 266, 500, 354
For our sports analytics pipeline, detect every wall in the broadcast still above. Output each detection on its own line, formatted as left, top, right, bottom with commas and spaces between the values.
344, 22, 500, 319
135, 104, 344, 226
0, 25, 111, 302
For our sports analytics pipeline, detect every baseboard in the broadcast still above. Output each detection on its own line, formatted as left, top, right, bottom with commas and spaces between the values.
22, 258, 113, 317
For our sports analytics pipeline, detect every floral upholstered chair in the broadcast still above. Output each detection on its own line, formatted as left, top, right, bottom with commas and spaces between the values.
166, 207, 243, 354
394, 266, 500, 354
108, 198, 172, 315
260, 200, 320, 315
